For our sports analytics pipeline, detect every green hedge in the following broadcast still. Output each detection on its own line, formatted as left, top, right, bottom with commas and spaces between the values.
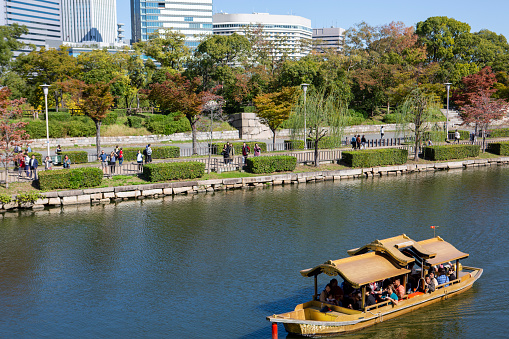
210, 142, 267, 155
488, 128, 509, 138
284, 140, 305, 150
127, 116, 143, 128
122, 146, 180, 161
143, 161, 205, 182
487, 142, 509, 155
145, 114, 191, 135
342, 148, 408, 167
61, 151, 89, 164
38, 167, 102, 190
423, 145, 480, 161
47, 112, 71, 121
26, 119, 95, 138
246, 155, 297, 174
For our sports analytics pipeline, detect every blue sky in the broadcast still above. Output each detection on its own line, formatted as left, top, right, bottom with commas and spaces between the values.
117, 0, 509, 41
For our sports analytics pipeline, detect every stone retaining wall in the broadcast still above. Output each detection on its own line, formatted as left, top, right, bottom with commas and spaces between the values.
2, 157, 509, 212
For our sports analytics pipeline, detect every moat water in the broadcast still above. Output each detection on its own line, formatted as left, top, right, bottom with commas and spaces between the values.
0, 166, 507, 338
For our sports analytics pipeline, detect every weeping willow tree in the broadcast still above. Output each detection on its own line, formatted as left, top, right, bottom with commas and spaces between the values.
395, 87, 441, 160
288, 90, 348, 166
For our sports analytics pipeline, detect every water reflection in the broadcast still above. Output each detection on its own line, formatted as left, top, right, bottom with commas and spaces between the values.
0, 166, 507, 338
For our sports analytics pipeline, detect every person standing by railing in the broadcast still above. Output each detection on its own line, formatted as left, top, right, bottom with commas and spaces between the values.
242, 142, 250, 164
254, 143, 261, 156
109, 151, 116, 174
99, 150, 108, 174
136, 150, 143, 171
29, 155, 38, 180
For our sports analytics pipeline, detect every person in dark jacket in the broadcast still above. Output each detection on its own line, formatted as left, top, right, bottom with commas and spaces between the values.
29, 155, 39, 180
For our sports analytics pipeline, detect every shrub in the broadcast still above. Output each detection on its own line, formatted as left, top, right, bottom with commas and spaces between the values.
61, 151, 89, 164
15, 192, 43, 204
210, 142, 267, 155
383, 113, 399, 124
122, 146, 180, 161
0, 193, 11, 204
315, 136, 342, 149
25, 120, 47, 139
246, 155, 297, 174
487, 128, 509, 138
65, 120, 96, 137
423, 145, 480, 161
143, 161, 205, 182
47, 112, 71, 121
102, 111, 118, 125
49, 121, 65, 138
38, 167, 102, 190
487, 142, 509, 155
127, 116, 143, 128
284, 140, 305, 150
145, 114, 191, 135
342, 148, 408, 167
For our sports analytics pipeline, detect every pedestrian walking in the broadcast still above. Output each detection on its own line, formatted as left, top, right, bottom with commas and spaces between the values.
242, 142, 250, 164
380, 126, 385, 139
361, 135, 367, 149
221, 144, 229, 164
228, 142, 234, 164
44, 156, 52, 170
351, 136, 357, 149
24, 153, 30, 177
145, 144, 152, 163
118, 147, 124, 170
99, 150, 108, 174
356, 135, 361, 150
18, 155, 24, 177
254, 143, 261, 156
136, 150, 144, 171
454, 130, 460, 144
29, 154, 38, 180
109, 151, 116, 174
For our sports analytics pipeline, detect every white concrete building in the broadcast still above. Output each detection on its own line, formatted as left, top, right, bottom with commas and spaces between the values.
61, 0, 117, 44
130, 0, 213, 48
212, 12, 312, 60
0, 0, 63, 54
313, 27, 345, 53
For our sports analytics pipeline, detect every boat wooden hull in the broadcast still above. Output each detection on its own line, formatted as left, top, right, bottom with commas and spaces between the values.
268, 267, 482, 337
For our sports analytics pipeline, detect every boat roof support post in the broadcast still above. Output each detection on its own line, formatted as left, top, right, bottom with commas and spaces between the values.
314, 275, 318, 300
361, 285, 366, 311
456, 259, 459, 276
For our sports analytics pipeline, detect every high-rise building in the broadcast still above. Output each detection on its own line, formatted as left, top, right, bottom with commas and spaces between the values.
61, 0, 117, 44
130, 0, 213, 48
0, 0, 63, 54
312, 27, 345, 53
212, 12, 312, 60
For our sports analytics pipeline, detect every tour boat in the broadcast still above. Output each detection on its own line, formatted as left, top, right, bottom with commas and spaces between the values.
267, 234, 482, 337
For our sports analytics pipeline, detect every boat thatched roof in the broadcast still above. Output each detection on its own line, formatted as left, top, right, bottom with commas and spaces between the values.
300, 252, 411, 288
300, 234, 467, 288
417, 237, 469, 265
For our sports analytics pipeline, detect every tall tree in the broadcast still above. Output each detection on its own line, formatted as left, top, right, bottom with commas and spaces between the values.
147, 74, 219, 154
0, 88, 29, 187
457, 67, 509, 151
60, 79, 115, 156
135, 29, 190, 71
254, 87, 298, 150
396, 87, 441, 160
0, 24, 29, 74
289, 90, 347, 166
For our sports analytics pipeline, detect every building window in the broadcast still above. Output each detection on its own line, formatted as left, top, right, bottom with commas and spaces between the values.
184, 17, 193, 22
202, 24, 212, 29
189, 23, 200, 29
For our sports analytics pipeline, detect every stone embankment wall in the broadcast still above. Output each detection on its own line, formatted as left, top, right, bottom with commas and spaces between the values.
2, 157, 508, 212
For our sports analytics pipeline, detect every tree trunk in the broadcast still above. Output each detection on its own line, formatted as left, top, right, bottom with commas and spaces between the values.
191, 119, 197, 155
272, 129, 277, 151
314, 140, 319, 167
95, 120, 102, 157
53, 92, 59, 112
414, 129, 420, 161
4, 166, 8, 188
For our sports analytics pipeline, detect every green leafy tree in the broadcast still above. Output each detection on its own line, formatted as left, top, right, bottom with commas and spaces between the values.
0, 24, 29, 74
254, 87, 298, 149
135, 29, 190, 71
395, 87, 441, 160
289, 90, 347, 166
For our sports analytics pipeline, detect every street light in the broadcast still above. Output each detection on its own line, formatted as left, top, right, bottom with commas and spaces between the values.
205, 100, 219, 174
444, 82, 452, 142
300, 83, 309, 149
40, 84, 50, 159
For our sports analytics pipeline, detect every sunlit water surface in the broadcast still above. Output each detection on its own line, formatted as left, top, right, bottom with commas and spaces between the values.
0, 166, 507, 338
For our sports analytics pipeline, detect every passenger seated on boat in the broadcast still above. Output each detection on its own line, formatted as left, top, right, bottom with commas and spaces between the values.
424, 275, 435, 292
319, 284, 332, 303
436, 268, 450, 287
330, 279, 344, 298
448, 267, 457, 281
365, 286, 376, 307
393, 278, 405, 299
347, 292, 362, 310
382, 285, 399, 305
429, 272, 439, 288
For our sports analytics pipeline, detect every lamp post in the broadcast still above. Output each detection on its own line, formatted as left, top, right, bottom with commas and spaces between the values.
300, 83, 309, 149
205, 100, 218, 174
444, 83, 452, 142
40, 84, 50, 159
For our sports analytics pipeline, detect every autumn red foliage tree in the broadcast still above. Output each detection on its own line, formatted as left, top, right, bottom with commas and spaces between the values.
148, 73, 222, 154
457, 67, 509, 151
0, 87, 29, 187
